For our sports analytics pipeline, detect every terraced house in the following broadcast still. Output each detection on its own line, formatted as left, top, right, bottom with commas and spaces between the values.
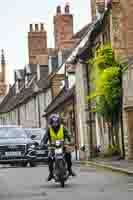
42, 0, 133, 161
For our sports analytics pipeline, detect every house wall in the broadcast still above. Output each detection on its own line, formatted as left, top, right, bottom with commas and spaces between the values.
75, 62, 91, 160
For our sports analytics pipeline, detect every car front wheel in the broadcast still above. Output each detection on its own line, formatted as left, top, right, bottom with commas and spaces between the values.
21, 162, 28, 167
29, 162, 36, 167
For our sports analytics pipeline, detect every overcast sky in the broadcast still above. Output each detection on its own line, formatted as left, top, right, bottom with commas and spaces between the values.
0, 0, 91, 83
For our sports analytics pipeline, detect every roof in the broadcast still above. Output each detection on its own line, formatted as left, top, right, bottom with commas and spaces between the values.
44, 86, 75, 116
36, 78, 50, 90
72, 23, 92, 40
67, 9, 111, 64
0, 87, 35, 113
14, 69, 25, 81
40, 65, 49, 78
0, 75, 51, 114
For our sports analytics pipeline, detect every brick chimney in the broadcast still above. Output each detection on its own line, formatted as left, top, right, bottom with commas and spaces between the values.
0, 49, 6, 82
28, 23, 48, 64
111, 0, 129, 58
54, 4, 74, 50
91, 0, 96, 21
96, 0, 105, 14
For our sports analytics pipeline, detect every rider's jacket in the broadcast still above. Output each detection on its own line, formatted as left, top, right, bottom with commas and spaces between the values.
42, 124, 71, 144
50, 125, 64, 142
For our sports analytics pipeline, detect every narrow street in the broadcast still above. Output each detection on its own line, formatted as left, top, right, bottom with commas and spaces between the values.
0, 164, 132, 200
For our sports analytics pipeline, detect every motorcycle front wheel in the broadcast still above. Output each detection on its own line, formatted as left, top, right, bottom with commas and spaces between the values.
61, 180, 65, 188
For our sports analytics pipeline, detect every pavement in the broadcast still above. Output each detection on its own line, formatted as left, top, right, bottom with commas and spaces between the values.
74, 158, 133, 175
0, 164, 132, 200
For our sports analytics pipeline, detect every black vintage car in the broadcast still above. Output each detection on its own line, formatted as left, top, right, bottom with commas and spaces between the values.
0, 126, 36, 167
25, 128, 48, 163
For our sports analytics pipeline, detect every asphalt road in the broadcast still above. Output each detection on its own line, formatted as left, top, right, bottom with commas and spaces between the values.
0, 164, 132, 200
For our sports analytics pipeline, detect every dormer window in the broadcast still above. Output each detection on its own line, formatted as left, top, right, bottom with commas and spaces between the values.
37, 64, 40, 80
58, 51, 63, 66
25, 75, 28, 87
26, 64, 31, 74
16, 80, 20, 93
48, 56, 52, 74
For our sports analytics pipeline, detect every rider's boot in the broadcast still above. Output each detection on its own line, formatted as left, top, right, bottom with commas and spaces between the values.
47, 172, 54, 181
68, 168, 76, 177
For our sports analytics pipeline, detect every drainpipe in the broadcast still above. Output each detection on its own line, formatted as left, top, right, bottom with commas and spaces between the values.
72, 95, 78, 160
82, 60, 93, 159
17, 107, 20, 126
120, 66, 125, 158
37, 95, 41, 128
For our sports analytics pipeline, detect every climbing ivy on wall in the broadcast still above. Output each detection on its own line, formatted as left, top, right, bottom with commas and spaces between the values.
88, 44, 127, 151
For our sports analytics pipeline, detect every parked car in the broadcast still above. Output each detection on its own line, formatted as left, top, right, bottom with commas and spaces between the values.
24, 128, 48, 163
0, 126, 36, 167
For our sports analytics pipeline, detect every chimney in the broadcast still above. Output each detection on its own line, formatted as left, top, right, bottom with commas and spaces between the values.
0, 49, 6, 82
57, 5, 61, 15
96, 0, 105, 14
65, 3, 70, 14
35, 24, 39, 31
54, 4, 73, 49
28, 23, 48, 64
91, 0, 96, 21
30, 24, 33, 32
40, 23, 44, 31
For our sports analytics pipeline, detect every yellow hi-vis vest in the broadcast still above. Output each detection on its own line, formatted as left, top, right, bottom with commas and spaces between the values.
50, 125, 64, 142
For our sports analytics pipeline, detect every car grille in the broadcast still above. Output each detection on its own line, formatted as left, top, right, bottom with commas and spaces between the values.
0, 145, 26, 153
0, 156, 25, 160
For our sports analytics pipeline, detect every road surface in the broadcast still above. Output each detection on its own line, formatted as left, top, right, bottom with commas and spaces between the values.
0, 164, 132, 200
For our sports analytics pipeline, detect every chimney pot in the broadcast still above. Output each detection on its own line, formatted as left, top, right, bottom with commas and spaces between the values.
96, 0, 105, 13
30, 24, 33, 32
35, 24, 39, 31
65, 3, 70, 14
57, 5, 61, 14
40, 23, 44, 31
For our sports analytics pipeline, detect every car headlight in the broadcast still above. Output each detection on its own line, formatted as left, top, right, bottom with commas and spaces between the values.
30, 144, 35, 148
28, 144, 36, 149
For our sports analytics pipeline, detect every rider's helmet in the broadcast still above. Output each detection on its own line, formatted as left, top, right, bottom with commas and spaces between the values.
49, 114, 61, 129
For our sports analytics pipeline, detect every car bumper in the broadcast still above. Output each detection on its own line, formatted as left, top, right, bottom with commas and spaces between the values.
0, 158, 28, 164
34, 156, 48, 162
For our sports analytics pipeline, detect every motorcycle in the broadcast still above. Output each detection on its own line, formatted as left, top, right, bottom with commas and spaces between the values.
48, 140, 69, 188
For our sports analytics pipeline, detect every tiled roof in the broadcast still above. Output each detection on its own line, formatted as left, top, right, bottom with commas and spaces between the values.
40, 65, 49, 78
36, 78, 50, 90
0, 87, 34, 113
0, 76, 51, 114
72, 23, 92, 40
14, 69, 25, 81
44, 86, 75, 116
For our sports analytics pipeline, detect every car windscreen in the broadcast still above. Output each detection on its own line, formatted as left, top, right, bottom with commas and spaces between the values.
33, 130, 44, 139
0, 127, 27, 138
27, 129, 46, 140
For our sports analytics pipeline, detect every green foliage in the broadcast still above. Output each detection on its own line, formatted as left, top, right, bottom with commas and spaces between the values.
90, 44, 117, 70
88, 44, 124, 122
102, 144, 121, 157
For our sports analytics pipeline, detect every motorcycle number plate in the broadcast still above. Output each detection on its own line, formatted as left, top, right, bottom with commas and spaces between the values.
55, 148, 62, 154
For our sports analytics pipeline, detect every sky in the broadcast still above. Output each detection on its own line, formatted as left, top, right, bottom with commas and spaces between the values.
0, 0, 91, 83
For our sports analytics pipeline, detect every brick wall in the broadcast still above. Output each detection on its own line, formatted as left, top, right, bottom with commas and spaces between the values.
54, 4, 75, 50
28, 24, 48, 64
111, 0, 133, 159
51, 74, 65, 98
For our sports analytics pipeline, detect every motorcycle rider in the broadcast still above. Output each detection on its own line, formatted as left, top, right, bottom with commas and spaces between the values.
42, 114, 76, 181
